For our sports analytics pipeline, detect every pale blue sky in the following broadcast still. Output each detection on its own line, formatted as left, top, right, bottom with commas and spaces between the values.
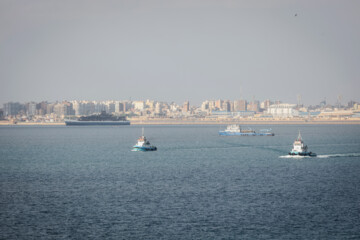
1, 0, 359, 106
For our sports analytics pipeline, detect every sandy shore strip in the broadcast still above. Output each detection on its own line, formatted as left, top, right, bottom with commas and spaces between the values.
0, 121, 65, 126
1, 119, 360, 126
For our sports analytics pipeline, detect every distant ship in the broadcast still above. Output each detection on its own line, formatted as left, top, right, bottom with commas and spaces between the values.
65, 111, 130, 126
289, 131, 316, 157
132, 128, 157, 151
219, 125, 275, 136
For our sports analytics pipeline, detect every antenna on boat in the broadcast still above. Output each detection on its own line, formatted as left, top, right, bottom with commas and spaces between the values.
142, 127, 144, 136
297, 130, 302, 140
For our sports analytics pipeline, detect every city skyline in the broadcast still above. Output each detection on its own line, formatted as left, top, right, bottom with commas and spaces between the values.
1, 96, 355, 109
2, 97, 359, 124
2, 97, 357, 116
0, 94, 356, 108
1, 1, 359, 106
2, 94, 359, 109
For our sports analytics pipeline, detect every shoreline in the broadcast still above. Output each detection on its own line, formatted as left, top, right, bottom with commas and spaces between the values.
131, 120, 360, 125
1, 119, 360, 126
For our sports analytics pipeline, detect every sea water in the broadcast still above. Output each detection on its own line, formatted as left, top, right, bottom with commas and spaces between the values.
1, 124, 360, 239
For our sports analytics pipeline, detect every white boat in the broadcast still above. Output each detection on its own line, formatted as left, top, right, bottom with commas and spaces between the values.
219, 124, 274, 136
289, 131, 316, 157
132, 128, 157, 152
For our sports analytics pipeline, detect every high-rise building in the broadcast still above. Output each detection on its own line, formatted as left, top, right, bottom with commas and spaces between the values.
248, 101, 260, 112
94, 102, 106, 113
46, 103, 55, 115
26, 102, 37, 116
3, 102, 24, 116
64, 101, 75, 115
170, 102, 179, 112
85, 102, 95, 115
233, 100, 247, 111
208, 100, 215, 111
183, 101, 190, 112
133, 101, 145, 111
155, 102, 162, 114
53, 103, 64, 116
261, 99, 272, 110
146, 100, 155, 110
115, 101, 121, 113
201, 101, 209, 111
107, 102, 115, 113
215, 99, 223, 110
222, 100, 231, 111
122, 102, 127, 112
36, 101, 48, 115
72, 101, 81, 115
230, 101, 234, 112
53, 101, 74, 117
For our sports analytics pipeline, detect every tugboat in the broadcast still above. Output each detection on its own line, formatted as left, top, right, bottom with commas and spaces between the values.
132, 128, 157, 152
289, 131, 316, 157
219, 125, 275, 136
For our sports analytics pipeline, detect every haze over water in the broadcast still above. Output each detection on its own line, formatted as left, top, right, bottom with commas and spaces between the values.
1, 124, 360, 239
2, 1, 360, 238
1, 1, 360, 105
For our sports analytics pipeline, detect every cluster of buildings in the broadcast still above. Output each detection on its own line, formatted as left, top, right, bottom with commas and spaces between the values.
199, 99, 360, 120
1, 98, 360, 123
1, 100, 187, 123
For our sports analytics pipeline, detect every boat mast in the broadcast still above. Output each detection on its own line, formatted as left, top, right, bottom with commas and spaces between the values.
297, 130, 302, 141
142, 127, 144, 136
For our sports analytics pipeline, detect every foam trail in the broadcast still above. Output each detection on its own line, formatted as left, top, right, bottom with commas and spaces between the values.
317, 153, 360, 158
279, 153, 360, 159
279, 155, 309, 159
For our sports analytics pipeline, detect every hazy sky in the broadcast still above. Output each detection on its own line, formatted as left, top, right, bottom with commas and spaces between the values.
1, 0, 359, 106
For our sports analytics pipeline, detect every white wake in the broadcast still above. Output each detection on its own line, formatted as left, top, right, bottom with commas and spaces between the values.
316, 153, 360, 158
279, 153, 360, 159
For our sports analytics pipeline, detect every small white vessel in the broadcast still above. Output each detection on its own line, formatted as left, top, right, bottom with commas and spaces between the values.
219, 124, 274, 136
132, 128, 157, 152
289, 131, 316, 157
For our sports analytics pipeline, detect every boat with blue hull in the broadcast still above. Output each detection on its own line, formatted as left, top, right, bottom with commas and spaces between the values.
219, 125, 274, 136
132, 128, 157, 152
65, 111, 130, 126
289, 131, 316, 157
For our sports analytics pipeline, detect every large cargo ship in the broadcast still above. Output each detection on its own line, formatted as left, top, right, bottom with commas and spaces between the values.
219, 124, 274, 136
65, 111, 130, 126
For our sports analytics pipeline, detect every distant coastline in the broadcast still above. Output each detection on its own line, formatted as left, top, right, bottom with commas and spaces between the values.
130, 119, 360, 125
1, 119, 360, 125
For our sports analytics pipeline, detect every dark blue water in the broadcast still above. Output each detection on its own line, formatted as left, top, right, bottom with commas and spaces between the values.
1, 125, 360, 239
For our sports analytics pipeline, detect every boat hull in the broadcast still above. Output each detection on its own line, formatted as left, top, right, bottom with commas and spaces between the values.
219, 131, 274, 136
289, 152, 317, 157
132, 146, 157, 152
65, 120, 130, 126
